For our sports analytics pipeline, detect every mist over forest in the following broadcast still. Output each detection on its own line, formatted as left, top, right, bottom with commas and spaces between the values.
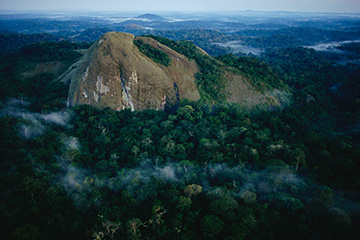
1, 9, 360, 240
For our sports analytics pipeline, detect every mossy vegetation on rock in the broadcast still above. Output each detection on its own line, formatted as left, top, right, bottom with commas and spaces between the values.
134, 39, 171, 66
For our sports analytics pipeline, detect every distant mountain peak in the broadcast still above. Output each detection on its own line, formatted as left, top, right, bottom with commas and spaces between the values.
135, 14, 164, 21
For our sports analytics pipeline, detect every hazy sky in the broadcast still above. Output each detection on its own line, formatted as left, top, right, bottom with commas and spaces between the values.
1, 0, 360, 13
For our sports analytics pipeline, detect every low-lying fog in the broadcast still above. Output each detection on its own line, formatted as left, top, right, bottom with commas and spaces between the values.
214, 41, 263, 55
304, 40, 360, 53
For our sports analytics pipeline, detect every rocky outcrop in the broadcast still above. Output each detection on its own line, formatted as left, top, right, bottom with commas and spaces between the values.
67, 32, 200, 111
67, 32, 289, 111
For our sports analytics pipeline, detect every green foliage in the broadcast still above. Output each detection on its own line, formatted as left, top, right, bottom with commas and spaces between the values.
238, 34, 305, 50
147, 35, 198, 59
0, 41, 82, 108
200, 215, 224, 239
262, 47, 354, 130
0, 33, 67, 54
240, 190, 257, 204
1, 33, 360, 240
134, 39, 171, 66
152, 29, 231, 55
217, 54, 285, 92
17, 41, 82, 63
147, 35, 226, 101
1, 99, 360, 239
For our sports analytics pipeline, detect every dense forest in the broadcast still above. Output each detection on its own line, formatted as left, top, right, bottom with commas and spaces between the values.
1, 24, 360, 240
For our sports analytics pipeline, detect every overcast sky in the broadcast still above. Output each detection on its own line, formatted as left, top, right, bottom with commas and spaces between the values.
1, 0, 359, 13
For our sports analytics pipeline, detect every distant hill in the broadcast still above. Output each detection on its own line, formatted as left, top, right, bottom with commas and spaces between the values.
135, 14, 165, 21
72, 28, 111, 42
0, 32, 68, 54
123, 24, 146, 31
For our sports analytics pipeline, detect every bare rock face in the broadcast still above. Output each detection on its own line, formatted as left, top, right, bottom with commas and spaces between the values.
67, 32, 200, 111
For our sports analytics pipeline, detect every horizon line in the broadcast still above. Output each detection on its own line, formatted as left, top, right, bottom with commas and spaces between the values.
1, 9, 360, 15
